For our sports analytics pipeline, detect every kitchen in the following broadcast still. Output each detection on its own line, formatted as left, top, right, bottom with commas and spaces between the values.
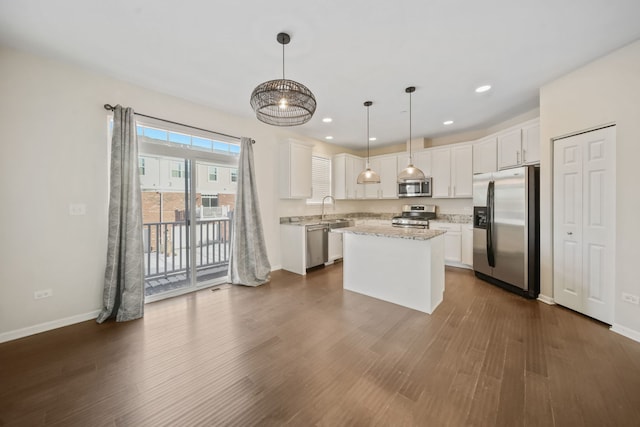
1, 1, 640, 424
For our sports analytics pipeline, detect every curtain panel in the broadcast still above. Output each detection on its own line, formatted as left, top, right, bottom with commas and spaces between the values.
229, 137, 271, 286
97, 105, 145, 323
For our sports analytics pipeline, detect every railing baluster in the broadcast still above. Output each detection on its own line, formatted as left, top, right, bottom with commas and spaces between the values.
172, 223, 176, 275
164, 223, 168, 277
179, 222, 183, 270
155, 223, 160, 277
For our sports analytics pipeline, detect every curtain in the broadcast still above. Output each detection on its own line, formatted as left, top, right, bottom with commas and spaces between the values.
97, 105, 145, 323
229, 137, 271, 286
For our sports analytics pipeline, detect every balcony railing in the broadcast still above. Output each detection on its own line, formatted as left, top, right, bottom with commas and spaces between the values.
142, 218, 231, 282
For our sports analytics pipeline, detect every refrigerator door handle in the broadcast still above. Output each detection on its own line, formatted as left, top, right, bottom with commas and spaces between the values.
487, 180, 496, 267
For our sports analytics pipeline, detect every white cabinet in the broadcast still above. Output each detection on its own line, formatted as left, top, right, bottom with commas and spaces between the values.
365, 154, 398, 199
473, 136, 497, 174
280, 224, 307, 275
462, 224, 473, 266
521, 121, 540, 165
397, 150, 432, 177
431, 144, 473, 198
430, 222, 462, 264
279, 140, 312, 199
328, 230, 343, 262
497, 120, 540, 170
333, 153, 365, 200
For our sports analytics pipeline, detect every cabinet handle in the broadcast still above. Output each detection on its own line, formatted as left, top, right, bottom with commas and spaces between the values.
567, 231, 573, 235
522, 149, 527, 163
517, 151, 520, 164
453, 185, 456, 196
448, 186, 451, 196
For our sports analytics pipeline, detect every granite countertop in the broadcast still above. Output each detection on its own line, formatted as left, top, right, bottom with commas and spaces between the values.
280, 213, 472, 226
333, 225, 446, 241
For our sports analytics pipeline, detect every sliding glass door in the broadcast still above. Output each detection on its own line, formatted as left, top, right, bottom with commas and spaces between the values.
136, 121, 239, 301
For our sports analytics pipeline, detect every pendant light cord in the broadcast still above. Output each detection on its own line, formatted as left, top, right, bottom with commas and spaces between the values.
409, 89, 413, 164
282, 41, 285, 80
367, 104, 370, 165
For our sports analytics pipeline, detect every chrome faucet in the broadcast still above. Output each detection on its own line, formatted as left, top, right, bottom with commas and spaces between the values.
321, 195, 336, 221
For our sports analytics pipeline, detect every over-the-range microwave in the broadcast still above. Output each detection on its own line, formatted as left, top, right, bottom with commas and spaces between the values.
398, 178, 432, 198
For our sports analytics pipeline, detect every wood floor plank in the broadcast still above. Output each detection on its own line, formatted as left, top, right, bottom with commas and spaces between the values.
1, 265, 640, 426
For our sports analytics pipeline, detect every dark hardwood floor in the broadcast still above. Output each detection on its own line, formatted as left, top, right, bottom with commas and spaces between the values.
1, 264, 640, 426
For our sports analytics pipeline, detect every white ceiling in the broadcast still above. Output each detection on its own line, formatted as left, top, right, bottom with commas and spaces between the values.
1, 1, 639, 149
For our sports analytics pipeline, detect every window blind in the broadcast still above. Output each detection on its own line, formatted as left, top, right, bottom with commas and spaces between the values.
308, 155, 331, 204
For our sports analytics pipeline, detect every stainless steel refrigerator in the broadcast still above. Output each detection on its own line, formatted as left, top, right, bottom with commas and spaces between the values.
472, 166, 539, 298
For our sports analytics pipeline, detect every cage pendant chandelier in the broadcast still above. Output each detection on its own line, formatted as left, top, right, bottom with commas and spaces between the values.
250, 32, 317, 126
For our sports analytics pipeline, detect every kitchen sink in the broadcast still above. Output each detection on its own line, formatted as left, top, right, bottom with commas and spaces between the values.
320, 219, 353, 229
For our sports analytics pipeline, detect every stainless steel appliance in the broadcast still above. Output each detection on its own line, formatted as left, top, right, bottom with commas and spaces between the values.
392, 204, 437, 228
473, 166, 539, 298
306, 224, 329, 269
398, 178, 432, 198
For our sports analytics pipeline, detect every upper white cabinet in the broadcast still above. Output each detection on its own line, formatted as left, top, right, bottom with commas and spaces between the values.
521, 121, 541, 165
333, 153, 365, 200
473, 136, 497, 174
365, 154, 398, 199
397, 150, 432, 177
497, 120, 540, 170
431, 144, 473, 198
279, 140, 312, 199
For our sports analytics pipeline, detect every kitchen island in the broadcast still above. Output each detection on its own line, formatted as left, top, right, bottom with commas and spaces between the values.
333, 225, 446, 314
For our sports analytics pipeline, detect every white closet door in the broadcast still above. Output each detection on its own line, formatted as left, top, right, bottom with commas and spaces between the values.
553, 126, 615, 324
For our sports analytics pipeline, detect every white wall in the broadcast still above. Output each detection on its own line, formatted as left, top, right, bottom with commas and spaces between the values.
0, 46, 323, 338
539, 39, 640, 335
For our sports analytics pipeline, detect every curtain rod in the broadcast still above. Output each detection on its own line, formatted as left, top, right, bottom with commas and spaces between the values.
103, 104, 254, 144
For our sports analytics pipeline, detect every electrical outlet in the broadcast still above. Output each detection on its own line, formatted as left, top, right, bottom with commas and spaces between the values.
69, 203, 87, 216
622, 293, 640, 305
34, 289, 53, 300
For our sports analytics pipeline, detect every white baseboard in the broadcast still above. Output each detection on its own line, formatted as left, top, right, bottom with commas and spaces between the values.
270, 264, 282, 271
0, 309, 101, 344
537, 294, 556, 305
610, 323, 640, 344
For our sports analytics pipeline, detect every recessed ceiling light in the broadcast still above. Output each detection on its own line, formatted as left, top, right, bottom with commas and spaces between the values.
322, 117, 333, 123
443, 120, 454, 125
369, 137, 377, 141
325, 136, 334, 140
475, 85, 492, 93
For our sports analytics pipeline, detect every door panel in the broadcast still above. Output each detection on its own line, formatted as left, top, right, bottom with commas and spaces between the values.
553, 126, 615, 324
491, 168, 526, 289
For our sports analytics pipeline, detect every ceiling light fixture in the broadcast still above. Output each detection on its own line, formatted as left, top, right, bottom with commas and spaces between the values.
398, 87, 426, 183
443, 120, 454, 125
250, 32, 317, 126
325, 136, 334, 140
357, 101, 381, 184
322, 117, 333, 123
475, 84, 492, 93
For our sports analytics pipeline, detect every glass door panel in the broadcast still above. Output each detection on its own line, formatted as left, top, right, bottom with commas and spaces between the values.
140, 155, 192, 297
194, 161, 235, 285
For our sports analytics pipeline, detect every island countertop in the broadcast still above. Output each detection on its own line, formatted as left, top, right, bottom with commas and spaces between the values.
333, 225, 446, 241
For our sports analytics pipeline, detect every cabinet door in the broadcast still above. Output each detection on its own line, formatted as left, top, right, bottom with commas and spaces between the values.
522, 121, 540, 165
345, 156, 365, 199
451, 145, 473, 198
443, 232, 462, 263
413, 151, 432, 177
290, 143, 312, 198
497, 128, 522, 169
473, 137, 497, 174
328, 231, 343, 261
431, 148, 451, 198
461, 226, 473, 266
379, 155, 398, 198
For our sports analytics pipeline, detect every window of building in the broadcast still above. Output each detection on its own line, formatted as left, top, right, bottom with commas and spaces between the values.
231, 169, 238, 183
208, 166, 218, 182
307, 155, 332, 204
171, 161, 184, 178
201, 194, 219, 208
139, 158, 146, 176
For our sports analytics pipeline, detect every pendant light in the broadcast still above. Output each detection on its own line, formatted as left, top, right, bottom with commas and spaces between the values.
250, 32, 317, 126
357, 101, 381, 184
398, 86, 426, 182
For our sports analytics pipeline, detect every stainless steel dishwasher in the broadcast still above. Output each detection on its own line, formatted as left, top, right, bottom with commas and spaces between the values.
306, 224, 329, 269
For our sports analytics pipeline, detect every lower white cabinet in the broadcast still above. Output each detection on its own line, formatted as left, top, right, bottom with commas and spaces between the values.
328, 230, 343, 262
462, 224, 473, 266
430, 222, 473, 269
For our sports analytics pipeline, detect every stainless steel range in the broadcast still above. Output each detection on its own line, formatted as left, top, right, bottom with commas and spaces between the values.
391, 204, 437, 228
